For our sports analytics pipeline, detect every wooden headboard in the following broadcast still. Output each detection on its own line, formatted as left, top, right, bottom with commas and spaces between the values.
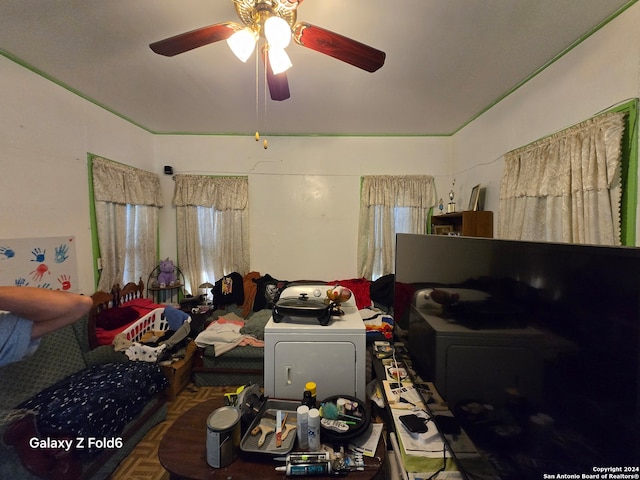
87, 278, 144, 350
114, 278, 145, 306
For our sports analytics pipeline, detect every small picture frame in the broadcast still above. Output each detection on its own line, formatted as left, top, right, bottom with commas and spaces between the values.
433, 225, 453, 235
468, 184, 480, 211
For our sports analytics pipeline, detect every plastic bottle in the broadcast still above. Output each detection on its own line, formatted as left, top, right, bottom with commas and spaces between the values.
304, 381, 317, 408
302, 390, 313, 409
296, 405, 309, 450
307, 408, 320, 451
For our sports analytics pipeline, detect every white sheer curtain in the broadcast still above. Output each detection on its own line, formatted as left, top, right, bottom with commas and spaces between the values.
92, 157, 163, 291
358, 175, 437, 280
498, 111, 626, 245
173, 175, 249, 294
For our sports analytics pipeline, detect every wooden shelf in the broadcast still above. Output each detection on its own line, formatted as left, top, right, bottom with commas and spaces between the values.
431, 210, 493, 237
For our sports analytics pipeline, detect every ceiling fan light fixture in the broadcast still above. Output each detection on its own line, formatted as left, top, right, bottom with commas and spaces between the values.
227, 27, 257, 62
268, 47, 292, 74
264, 15, 291, 49
277, 0, 302, 10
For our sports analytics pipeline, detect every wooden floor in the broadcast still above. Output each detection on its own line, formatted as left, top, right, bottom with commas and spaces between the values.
109, 384, 241, 480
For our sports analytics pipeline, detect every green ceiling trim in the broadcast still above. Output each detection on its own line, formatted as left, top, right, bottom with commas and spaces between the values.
0, 49, 152, 134
451, 0, 639, 136
1, 0, 638, 138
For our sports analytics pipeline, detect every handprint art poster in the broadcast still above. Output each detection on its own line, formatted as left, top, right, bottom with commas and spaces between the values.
0, 236, 79, 292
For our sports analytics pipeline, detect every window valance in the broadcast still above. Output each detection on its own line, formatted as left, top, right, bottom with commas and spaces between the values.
501, 111, 625, 199
173, 175, 248, 210
360, 175, 436, 207
92, 157, 163, 207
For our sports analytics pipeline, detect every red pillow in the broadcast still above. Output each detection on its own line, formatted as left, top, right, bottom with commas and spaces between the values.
96, 306, 139, 331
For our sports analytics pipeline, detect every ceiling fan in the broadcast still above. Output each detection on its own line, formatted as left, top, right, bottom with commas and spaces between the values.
149, 0, 386, 101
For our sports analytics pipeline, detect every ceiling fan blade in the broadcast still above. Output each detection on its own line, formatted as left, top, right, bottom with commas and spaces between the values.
150, 22, 240, 57
293, 23, 385, 72
263, 49, 291, 101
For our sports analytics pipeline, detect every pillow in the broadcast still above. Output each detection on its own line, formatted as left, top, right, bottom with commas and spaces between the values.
252, 274, 288, 311
96, 306, 139, 330
164, 305, 190, 330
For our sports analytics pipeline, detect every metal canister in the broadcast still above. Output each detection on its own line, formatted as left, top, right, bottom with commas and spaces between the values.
206, 406, 241, 468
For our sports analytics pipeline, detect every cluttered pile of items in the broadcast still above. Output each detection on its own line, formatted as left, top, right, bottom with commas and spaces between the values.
208, 382, 383, 476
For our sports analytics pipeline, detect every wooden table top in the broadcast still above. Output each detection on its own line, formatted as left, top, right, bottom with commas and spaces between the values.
158, 397, 385, 480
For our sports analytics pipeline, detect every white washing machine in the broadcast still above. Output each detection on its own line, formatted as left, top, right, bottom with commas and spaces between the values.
264, 284, 366, 402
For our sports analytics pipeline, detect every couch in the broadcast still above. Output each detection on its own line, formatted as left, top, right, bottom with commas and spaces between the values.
192, 305, 267, 387
0, 311, 168, 480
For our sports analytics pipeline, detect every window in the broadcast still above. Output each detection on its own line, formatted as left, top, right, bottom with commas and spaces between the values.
89, 156, 163, 291
173, 175, 249, 293
498, 99, 637, 245
358, 175, 436, 280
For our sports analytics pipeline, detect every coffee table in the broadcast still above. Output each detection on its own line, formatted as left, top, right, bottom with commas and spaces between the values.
158, 398, 385, 479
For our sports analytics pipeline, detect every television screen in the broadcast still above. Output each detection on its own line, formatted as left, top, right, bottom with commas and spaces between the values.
395, 233, 640, 476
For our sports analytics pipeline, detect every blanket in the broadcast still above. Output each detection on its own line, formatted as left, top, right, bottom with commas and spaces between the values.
360, 307, 394, 341
13, 362, 168, 456
194, 313, 264, 356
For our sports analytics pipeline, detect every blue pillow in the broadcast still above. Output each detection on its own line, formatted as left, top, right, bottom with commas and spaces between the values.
164, 305, 190, 330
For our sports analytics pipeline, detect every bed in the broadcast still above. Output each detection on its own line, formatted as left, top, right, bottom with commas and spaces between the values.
88, 278, 164, 350
88, 279, 197, 399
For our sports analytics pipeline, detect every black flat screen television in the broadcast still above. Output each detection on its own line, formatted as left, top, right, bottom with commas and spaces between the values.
395, 233, 640, 476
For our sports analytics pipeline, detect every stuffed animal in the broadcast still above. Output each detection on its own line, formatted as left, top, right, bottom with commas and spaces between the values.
157, 258, 177, 287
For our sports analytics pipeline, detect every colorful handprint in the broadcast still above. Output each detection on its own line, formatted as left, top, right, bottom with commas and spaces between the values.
1, 237, 76, 292
55, 244, 69, 263
58, 274, 71, 291
31, 248, 46, 262
31, 263, 50, 282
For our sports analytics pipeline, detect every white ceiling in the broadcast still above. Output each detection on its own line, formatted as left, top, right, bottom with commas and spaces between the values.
0, 0, 634, 136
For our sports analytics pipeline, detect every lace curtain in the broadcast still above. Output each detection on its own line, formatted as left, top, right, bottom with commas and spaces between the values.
92, 157, 163, 291
173, 175, 249, 294
498, 111, 626, 245
358, 175, 437, 279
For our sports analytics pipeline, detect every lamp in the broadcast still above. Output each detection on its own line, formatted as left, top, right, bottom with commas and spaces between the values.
225, 8, 294, 75
198, 282, 214, 305
264, 16, 291, 49
227, 27, 258, 62
268, 47, 293, 74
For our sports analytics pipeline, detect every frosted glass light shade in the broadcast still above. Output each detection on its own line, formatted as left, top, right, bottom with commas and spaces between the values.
269, 47, 292, 74
227, 28, 257, 62
264, 16, 291, 49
